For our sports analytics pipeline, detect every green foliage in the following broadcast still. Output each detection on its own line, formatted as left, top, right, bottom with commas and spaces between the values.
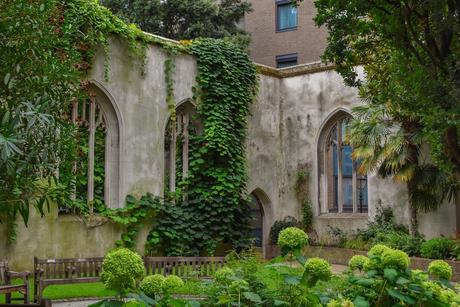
372, 230, 423, 257
428, 260, 453, 281
214, 267, 235, 284
294, 165, 313, 232
301, 200, 314, 232
381, 249, 410, 271
313, 0, 460, 178
348, 255, 369, 272
0, 0, 166, 241
303, 257, 332, 286
269, 216, 301, 245
327, 298, 355, 307
421, 237, 456, 259
277, 227, 309, 255
139, 274, 165, 298
155, 38, 258, 255
163, 275, 185, 293
101, 0, 252, 50
101, 248, 145, 295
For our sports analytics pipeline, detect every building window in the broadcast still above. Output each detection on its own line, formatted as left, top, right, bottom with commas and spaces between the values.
276, 53, 298, 68
276, 0, 298, 31
319, 113, 368, 214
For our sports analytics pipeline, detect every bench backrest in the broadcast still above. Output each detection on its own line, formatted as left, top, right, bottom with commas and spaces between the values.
0, 261, 8, 285
34, 257, 104, 280
144, 256, 226, 277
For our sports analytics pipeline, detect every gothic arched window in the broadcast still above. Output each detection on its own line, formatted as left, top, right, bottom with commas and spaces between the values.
319, 113, 368, 214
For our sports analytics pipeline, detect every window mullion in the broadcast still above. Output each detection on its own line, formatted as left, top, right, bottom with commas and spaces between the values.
87, 96, 96, 214
337, 122, 343, 213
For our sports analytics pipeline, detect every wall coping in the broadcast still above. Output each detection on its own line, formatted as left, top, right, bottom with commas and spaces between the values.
141, 31, 336, 79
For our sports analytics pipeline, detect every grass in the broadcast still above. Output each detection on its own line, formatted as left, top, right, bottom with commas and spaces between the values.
0, 279, 116, 304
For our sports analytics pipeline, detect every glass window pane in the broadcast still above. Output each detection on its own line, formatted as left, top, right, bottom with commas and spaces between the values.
342, 145, 353, 176
278, 3, 297, 30
342, 177, 353, 211
356, 177, 368, 212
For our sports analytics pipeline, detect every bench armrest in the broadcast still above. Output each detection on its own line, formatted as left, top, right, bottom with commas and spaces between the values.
8, 270, 30, 282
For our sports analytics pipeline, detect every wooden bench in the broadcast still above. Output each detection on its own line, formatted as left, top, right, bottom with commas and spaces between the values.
143, 256, 226, 278
33, 257, 104, 302
34, 256, 226, 302
0, 260, 30, 304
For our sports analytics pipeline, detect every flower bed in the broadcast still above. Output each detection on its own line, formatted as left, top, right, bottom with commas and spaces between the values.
304, 245, 460, 281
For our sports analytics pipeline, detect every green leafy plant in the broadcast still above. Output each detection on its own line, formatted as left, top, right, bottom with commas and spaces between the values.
428, 260, 453, 281
277, 227, 309, 256
303, 257, 332, 286
421, 237, 456, 259
269, 216, 301, 245
139, 274, 165, 298
348, 255, 369, 272
100, 248, 146, 296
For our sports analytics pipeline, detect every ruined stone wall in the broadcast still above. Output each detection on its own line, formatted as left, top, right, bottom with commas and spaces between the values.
1, 37, 457, 270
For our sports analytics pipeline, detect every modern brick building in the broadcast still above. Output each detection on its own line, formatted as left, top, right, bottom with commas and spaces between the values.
244, 0, 328, 67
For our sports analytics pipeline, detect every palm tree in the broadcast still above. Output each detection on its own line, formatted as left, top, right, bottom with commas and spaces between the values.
348, 104, 457, 236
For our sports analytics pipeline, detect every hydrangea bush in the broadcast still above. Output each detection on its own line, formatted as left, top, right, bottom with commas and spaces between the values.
348, 255, 369, 272
163, 275, 184, 293
304, 257, 332, 286
277, 227, 309, 255
139, 274, 165, 298
100, 248, 145, 294
428, 260, 453, 280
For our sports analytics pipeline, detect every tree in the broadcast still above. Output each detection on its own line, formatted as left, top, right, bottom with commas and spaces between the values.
313, 0, 460, 181
101, 0, 252, 49
348, 104, 456, 235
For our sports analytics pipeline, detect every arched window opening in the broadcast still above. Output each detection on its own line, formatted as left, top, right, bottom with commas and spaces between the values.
164, 101, 202, 194
60, 86, 120, 213
249, 193, 264, 247
320, 113, 368, 214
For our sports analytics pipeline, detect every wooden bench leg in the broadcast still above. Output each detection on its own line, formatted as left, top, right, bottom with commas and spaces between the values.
5, 292, 11, 304
24, 283, 30, 304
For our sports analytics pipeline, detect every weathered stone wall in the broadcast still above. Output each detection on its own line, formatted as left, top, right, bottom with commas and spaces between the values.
1, 37, 457, 270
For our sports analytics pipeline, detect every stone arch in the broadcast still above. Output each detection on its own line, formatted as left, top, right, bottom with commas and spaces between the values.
249, 188, 273, 258
87, 82, 122, 208
164, 99, 202, 193
316, 108, 368, 214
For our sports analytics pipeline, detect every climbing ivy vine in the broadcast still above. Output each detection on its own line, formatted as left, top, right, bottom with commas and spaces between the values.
112, 39, 259, 256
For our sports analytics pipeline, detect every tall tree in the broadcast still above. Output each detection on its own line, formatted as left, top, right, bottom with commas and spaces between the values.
312, 0, 460, 180
348, 104, 456, 235
101, 0, 252, 49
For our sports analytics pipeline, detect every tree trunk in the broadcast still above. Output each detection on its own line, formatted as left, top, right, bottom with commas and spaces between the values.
409, 203, 418, 236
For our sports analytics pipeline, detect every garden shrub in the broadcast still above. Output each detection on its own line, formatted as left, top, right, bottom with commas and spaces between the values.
163, 275, 184, 293
381, 248, 410, 270
327, 298, 355, 307
421, 237, 455, 259
100, 248, 145, 294
214, 266, 235, 284
368, 244, 392, 257
139, 274, 165, 298
348, 255, 369, 271
269, 216, 301, 245
428, 260, 453, 280
371, 230, 423, 256
277, 227, 308, 255
304, 257, 332, 286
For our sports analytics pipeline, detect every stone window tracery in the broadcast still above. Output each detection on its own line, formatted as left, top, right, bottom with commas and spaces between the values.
319, 113, 368, 214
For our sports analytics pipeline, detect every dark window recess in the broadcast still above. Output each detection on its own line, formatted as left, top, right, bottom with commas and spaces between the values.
276, 53, 298, 68
276, 0, 298, 31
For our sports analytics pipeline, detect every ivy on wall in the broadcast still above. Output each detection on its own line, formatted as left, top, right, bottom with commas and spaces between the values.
3, 0, 259, 254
